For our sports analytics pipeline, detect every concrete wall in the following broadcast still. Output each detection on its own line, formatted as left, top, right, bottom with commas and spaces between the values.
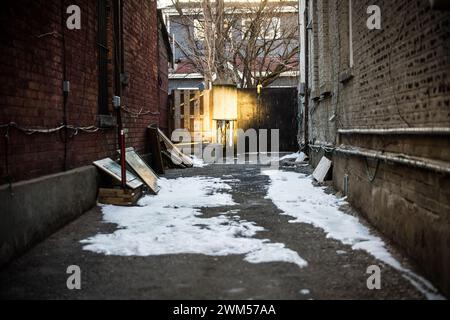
333, 147, 450, 296
0, 166, 98, 267
302, 0, 450, 296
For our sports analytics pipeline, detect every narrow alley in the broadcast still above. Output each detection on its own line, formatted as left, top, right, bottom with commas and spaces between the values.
0, 157, 442, 300
1, 0, 449, 307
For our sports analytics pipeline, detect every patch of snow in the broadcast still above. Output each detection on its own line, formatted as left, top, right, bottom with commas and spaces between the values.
191, 155, 208, 168
279, 152, 306, 161
228, 288, 245, 294
300, 289, 310, 295
262, 169, 445, 300
244, 243, 307, 268
81, 176, 307, 269
295, 157, 308, 164
336, 250, 347, 255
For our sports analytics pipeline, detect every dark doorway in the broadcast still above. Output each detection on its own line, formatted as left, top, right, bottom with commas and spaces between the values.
237, 88, 298, 152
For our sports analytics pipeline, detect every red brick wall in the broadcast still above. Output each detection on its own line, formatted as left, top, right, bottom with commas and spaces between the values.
121, 0, 160, 151
0, 0, 161, 183
158, 26, 170, 135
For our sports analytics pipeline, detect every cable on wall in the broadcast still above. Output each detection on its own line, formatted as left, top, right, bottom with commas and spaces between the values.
364, 157, 380, 183
2, 125, 12, 193
60, 0, 69, 171
122, 105, 161, 118
0, 122, 109, 187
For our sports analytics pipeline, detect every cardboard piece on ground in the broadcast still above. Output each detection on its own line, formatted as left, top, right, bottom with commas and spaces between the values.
313, 156, 332, 183
157, 128, 193, 167
93, 158, 143, 190
124, 147, 160, 194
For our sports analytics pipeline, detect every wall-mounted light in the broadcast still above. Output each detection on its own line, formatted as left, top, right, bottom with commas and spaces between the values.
212, 85, 238, 121
257, 83, 263, 95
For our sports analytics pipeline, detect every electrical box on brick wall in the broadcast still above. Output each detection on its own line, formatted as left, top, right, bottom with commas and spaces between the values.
97, 115, 117, 128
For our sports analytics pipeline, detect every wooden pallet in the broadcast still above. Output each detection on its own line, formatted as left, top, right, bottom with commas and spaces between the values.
98, 187, 142, 206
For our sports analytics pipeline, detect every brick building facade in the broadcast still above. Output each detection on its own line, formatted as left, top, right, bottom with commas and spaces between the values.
299, 0, 450, 295
157, 9, 173, 135
0, 0, 167, 183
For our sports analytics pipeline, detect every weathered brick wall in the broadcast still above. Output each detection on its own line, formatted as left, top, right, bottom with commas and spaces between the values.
158, 24, 170, 135
317, 0, 331, 92
306, 0, 450, 296
0, 0, 160, 183
121, 0, 160, 152
349, 0, 450, 129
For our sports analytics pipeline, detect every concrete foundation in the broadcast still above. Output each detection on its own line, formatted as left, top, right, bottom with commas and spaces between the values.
0, 166, 98, 267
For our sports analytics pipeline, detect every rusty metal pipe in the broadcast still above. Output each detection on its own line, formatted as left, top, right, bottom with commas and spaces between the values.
338, 128, 450, 136
335, 145, 450, 175
120, 129, 126, 189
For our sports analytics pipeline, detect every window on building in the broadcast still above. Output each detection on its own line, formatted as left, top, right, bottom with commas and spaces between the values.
194, 19, 205, 41
223, 18, 233, 39
308, 0, 319, 96
242, 17, 280, 40
261, 17, 281, 40
338, 0, 354, 75
241, 17, 252, 39
317, 0, 331, 91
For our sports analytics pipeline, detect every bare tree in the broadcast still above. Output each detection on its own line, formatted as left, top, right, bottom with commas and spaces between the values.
170, 0, 299, 88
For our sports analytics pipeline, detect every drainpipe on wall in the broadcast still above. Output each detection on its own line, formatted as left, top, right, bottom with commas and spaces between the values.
157, 18, 162, 128
300, 0, 310, 154
113, 0, 126, 189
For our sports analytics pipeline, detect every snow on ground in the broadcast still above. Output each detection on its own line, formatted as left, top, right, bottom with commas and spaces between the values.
191, 155, 208, 168
81, 176, 307, 269
262, 169, 444, 300
279, 152, 307, 162
300, 289, 311, 295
